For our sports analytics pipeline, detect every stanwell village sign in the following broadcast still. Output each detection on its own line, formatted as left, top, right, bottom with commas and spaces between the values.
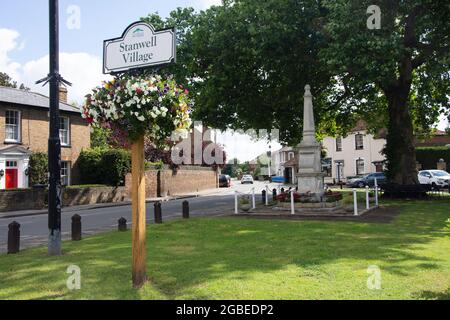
103, 22, 176, 74
102, 21, 177, 288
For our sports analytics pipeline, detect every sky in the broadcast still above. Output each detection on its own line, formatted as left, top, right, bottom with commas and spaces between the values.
0, 0, 446, 162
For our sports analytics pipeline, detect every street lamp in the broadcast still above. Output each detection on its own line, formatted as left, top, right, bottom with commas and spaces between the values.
36, 0, 71, 256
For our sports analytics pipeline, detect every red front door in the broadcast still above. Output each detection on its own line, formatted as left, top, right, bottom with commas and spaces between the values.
6, 169, 18, 189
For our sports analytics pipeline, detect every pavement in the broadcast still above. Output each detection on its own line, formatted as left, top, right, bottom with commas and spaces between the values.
0, 180, 285, 253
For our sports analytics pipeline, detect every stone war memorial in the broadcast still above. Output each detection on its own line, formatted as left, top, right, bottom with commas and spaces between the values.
269, 85, 353, 214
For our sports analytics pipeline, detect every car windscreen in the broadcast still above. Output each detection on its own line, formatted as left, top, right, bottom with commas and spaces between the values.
431, 171, 449, 177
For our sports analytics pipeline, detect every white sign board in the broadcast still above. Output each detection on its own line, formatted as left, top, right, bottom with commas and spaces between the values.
103, 22, 176, 74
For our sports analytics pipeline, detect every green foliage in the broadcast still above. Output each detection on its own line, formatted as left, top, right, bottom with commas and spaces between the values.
0, 72, 29, 90
100, 149, 131, 186
416, 147, 450, 172
78, 148, 105, 185
78, 148, 131, 186
90, 127, 111, 149
28, 152, 48, 186
320, 0, 449, 184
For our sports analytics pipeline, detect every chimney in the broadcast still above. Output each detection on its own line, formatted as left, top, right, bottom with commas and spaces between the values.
59, 86, 68, 104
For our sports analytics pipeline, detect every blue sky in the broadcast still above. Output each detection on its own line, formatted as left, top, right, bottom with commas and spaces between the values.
1, 0, 215, 63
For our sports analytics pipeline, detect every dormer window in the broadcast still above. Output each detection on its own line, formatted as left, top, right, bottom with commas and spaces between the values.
5, 110, 21, 143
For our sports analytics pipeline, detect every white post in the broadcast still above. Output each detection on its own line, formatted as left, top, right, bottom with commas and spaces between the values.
353, 188, 358, 216
252, 188, 256, 209
374, 178, 379, 207
366, 186, 370, 210
234, 191, 238, 214
265, 185, 269, 206
290, 189, 295, 215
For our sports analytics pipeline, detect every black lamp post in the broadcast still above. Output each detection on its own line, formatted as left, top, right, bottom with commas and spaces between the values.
36, 0, 70, 256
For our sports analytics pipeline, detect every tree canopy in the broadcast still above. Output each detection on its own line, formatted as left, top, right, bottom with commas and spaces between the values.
142, 1, 449, 184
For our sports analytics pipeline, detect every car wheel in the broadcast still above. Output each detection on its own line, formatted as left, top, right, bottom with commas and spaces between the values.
358, 182, 365, 188
431, 182, 437, 190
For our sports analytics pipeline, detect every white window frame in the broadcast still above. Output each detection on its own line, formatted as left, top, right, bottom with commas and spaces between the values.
336, 137, 342, 152
355, 134, 364, 150
59, 116, 70, 146
5, 109, 21, 143
61, 161, 71, 186
356, 158, 365, 176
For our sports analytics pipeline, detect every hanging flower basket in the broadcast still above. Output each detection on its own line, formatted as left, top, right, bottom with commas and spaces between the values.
82, 75, 192, 147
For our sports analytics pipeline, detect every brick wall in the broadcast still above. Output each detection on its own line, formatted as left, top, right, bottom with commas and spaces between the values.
0, 186, 128, 212
125, 166, 217, 198
0, 104, 90, 184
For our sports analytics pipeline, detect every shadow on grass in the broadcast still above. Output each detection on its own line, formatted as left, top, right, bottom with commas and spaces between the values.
413, 288, 450, 300
0, 199, 449, 299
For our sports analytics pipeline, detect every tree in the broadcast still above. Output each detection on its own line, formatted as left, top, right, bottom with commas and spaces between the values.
0, 72, 29, 90
319, 0, 449, 184
90, 127, 111, 149
189, 0, 332, 145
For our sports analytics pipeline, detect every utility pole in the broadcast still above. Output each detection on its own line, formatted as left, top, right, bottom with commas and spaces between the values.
37, 0, 70, 256
48, 0, 62, 256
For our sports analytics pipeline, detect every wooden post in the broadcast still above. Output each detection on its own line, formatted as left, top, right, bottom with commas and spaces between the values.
71, 214, 82, 241
131, 135, 146, 288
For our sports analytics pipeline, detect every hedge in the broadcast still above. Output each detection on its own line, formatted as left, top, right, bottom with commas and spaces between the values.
416, 147, 450, 171
78, 148, 131, 186
29, 152, 48, 186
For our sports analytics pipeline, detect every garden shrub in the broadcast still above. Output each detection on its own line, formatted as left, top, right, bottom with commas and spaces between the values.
100, 149, 131, 186
78, 148, 131, 186
29, 152, 48, 186
78, 148, 105, 184
416, 147, 450, 171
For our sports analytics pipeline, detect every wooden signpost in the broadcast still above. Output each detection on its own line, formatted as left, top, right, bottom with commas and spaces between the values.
131, 136, 146, 287
103, 22, 176, 288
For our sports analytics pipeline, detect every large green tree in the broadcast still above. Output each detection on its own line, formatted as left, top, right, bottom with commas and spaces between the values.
319, 0, 449, 184
142, 1, 449, 186
189, 0, 332, 144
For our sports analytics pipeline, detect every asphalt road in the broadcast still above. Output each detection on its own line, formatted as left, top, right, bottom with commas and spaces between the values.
0, 180, 283, 253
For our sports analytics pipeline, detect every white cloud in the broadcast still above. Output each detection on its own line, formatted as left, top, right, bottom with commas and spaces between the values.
0, 28, 109, 105
197, 0, 222, 9
21, 52, 109, 104
0, 28, 22, 80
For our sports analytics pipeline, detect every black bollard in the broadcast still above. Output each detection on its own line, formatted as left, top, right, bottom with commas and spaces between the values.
154, 202, 163, 224
281, 188, 285, 194
272, 188, 277, 200
118, 217, 127, 232
71, 214, 82, 241
7, 221, 20, 254
262, 190, 266, 204
182, 201, 190, 219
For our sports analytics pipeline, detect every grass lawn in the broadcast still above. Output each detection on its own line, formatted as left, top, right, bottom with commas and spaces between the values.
0, 199, 449, 300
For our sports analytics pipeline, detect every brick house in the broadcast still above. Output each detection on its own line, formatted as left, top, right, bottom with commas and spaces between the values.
0, 86, 90, 189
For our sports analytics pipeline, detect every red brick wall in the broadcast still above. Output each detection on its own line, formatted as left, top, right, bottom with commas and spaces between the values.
125, 166, 217, 198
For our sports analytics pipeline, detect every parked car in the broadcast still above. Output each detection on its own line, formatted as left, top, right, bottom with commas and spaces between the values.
347, 173, 387, 188
241, 174, 254, 184
418, 170, 450, 189
219, 174, 231, 188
